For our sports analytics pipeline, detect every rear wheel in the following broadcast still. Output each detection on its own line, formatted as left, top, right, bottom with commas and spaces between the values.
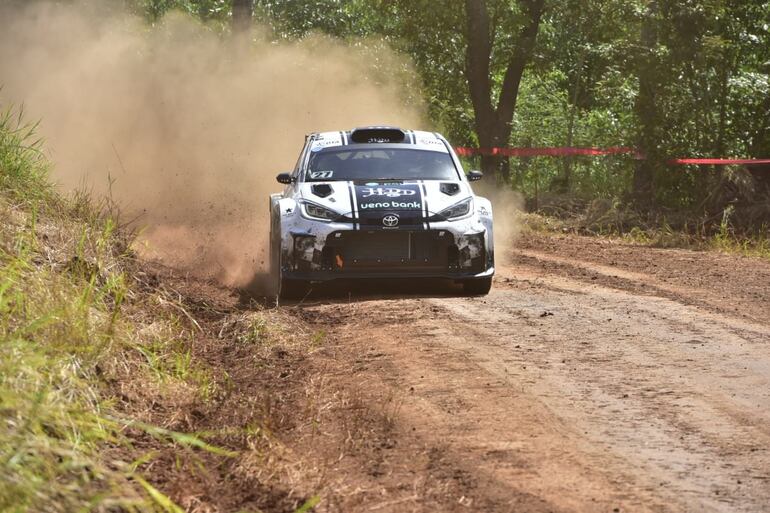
463, 276, 492, 295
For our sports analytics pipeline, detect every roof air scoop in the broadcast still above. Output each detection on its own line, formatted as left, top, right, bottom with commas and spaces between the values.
350, 126, 406, 144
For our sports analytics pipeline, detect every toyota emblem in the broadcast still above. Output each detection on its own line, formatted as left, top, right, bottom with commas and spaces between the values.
382, 214, 399, 227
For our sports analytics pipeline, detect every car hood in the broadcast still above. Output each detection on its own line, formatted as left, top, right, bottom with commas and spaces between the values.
297, 180, 473, 218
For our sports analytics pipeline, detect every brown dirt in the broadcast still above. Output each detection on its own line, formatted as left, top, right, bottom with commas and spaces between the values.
128, 233, 770, 512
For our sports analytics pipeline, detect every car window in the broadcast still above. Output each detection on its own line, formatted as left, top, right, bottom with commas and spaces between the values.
305, 147, 459, 182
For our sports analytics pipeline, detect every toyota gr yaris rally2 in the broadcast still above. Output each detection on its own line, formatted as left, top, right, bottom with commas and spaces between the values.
269, 126, 494, 297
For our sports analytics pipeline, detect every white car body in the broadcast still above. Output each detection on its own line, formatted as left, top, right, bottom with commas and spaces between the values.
269, 127, 494, 296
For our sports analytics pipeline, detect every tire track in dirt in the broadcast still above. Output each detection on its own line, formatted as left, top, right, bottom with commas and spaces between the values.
433, 276, 770, 512
299, 245, 770, 512
510, 234, 770, 325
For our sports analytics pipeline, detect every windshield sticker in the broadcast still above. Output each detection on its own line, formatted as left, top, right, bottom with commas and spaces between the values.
311, 136, 342, 152
310, 170, 334, 179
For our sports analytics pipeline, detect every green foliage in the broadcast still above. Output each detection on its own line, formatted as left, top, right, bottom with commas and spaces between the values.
0, 106, 52, 205
244, 0, 769, 215
0, 161, 137, 509
0, 104, 230, 511
131, 0, 231, 24
126, 0, 769, 215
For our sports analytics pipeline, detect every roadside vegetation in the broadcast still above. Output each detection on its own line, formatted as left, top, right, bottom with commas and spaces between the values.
0, 105, 321, 512
519, 198, 770, 261
0, 104, 195, 510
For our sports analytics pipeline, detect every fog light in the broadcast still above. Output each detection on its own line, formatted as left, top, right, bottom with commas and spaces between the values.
294, 234, 316, 253
459, 232, 485, 268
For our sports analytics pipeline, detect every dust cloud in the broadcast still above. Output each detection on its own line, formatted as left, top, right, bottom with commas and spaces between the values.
0, 1, 423, 287
473, 182, 524, 264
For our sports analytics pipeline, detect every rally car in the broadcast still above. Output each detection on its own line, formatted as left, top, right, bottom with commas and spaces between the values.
269, 126, 494, 298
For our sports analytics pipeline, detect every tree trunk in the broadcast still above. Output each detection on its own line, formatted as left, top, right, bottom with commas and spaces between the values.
558, 51, 586, 193
632, 1, 659, 207
749, 94, 770, 195
464, 0, 544, 182
232, 0, 253, 34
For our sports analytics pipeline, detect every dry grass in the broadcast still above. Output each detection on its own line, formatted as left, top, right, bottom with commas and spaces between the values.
0, 104, 241, 511
520, 200, 770, 262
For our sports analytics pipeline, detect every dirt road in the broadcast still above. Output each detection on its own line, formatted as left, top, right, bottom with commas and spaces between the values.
294, 234, 770, 512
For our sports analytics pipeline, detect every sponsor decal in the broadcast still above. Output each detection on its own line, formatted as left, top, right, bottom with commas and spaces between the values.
360, 201, 421, 210
355, 183, 423, 211
310, 170, 334, 179
310, 138, 341, 151
361, 187, 417, 198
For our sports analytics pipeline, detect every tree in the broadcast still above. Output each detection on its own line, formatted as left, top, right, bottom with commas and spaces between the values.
632, 0, 659, 206
232, 0, 252, 33
178, 0, 769, 217
464, 0, 545, 180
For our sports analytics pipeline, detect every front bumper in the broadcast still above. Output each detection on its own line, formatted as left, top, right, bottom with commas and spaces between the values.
282, 222, 494, 282
283, 267, 495, 282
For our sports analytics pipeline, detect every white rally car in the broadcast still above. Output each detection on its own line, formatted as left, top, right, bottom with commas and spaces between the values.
269, 127, 494, 298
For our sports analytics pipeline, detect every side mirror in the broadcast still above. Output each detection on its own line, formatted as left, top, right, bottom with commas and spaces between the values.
467, 170, 483, 182
276, 173, 294, 185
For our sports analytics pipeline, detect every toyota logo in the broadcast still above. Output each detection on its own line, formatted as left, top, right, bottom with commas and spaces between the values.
382, 214, 399, 227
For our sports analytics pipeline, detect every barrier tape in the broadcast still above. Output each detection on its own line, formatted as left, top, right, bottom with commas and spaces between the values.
454, 147, 770, 165
454, 146, 636, 157
669, 158, 770, 165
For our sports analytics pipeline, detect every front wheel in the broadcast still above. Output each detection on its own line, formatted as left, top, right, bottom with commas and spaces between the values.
278, 278, 308, 300
270, 233, 309, 299
272, 247, 309, 300
463, 277, 492, 296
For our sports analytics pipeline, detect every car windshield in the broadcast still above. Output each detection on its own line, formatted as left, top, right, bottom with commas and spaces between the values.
305, 147, 459, 182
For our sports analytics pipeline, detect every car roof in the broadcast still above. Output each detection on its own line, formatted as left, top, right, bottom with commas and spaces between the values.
307, 127, 450, 154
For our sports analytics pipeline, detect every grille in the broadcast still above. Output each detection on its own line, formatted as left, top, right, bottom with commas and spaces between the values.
324, 230, 455, 270
345, 231, 410, 261
358, 215, 426, 227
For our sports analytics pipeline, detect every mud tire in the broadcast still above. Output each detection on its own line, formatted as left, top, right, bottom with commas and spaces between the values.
278, 278, 309, 300
463, 277, 492, 295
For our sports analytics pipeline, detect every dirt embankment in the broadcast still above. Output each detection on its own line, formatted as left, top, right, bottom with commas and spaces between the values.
133, 233, 770, 512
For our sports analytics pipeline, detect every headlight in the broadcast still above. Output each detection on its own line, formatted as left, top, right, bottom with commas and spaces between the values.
301, 201, 340, 221
439, 198, 472, 220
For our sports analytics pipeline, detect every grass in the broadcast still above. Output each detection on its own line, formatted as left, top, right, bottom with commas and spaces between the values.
521, 206, 770, 261
708, 207, 770, 259
0, 104, 227, 511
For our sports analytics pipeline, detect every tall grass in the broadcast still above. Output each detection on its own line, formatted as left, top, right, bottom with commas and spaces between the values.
0, 103, 137, 511
0, 106, 52, 205
521, 205, 770, 261
0, 104, 215, 511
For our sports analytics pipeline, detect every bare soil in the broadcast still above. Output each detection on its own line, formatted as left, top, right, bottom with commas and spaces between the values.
135, 233, 770, 512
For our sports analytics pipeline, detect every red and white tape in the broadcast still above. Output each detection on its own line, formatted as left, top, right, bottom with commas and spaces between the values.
454, 146, 636, 157
454, 147, 770, 166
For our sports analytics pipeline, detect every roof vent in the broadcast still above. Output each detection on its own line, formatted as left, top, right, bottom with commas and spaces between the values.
350, 126, 406, 144
440, 183, 460, 196
311, 184, 333, 198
